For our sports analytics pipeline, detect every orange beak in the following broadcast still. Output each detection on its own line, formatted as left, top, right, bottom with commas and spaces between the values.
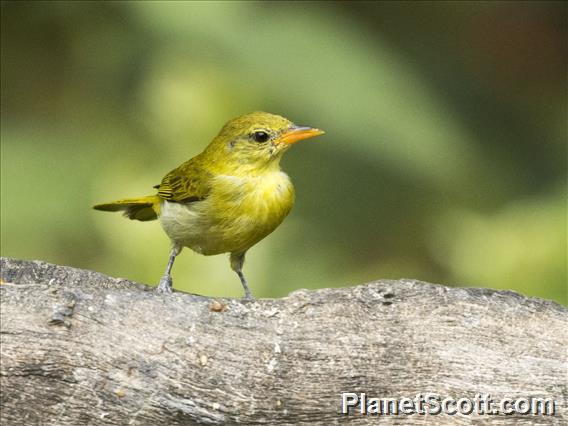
279, 126, 325, 145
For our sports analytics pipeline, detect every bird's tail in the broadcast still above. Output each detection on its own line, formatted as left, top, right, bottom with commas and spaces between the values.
93, 195, 161, 221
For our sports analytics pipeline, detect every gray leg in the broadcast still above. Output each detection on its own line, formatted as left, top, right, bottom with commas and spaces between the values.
157, 247, 180, 294
230, 252, 254, 300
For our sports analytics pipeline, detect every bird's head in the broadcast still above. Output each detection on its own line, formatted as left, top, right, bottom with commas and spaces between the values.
205, 111, 325, 173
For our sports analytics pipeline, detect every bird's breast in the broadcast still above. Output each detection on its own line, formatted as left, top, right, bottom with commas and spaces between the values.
210, 172, 295, 235
159, 172, 295, 255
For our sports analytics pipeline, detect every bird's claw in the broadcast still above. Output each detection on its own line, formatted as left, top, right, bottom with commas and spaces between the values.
242, 292, 256, 302
157, 275, 173, 294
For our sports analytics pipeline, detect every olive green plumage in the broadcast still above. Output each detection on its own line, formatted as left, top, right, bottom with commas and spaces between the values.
92, 195, 160, 221
94, 111, 324, 298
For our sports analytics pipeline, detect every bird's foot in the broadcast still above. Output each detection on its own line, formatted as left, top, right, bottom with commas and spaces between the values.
157, 275, 173, 294
242, 291, 256, 302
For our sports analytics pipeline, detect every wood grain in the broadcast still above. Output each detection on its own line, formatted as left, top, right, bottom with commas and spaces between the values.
1, 257, 566, 425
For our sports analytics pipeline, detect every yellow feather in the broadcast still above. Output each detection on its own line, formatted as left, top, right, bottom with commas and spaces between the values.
93, 196, 161, 221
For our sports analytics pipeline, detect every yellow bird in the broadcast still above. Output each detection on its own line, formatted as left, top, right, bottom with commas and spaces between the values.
94, 112, 324, 299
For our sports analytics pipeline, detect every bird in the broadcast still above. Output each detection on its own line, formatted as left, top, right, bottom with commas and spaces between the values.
94, 111, 325, 299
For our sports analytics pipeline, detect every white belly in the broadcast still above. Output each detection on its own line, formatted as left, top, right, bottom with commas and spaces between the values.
159, 200, 211, 254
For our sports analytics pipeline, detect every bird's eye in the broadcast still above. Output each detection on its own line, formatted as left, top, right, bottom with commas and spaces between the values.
252, 130, 270, 143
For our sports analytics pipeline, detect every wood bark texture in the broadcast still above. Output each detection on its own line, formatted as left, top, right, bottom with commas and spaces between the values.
0, 257, 566, 425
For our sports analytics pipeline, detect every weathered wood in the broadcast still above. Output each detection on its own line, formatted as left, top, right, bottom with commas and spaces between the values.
0, 257, 566, 425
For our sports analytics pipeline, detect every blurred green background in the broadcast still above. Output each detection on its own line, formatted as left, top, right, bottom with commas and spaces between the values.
1, 1, 566, 304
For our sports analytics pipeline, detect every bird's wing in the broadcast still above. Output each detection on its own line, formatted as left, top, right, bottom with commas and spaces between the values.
155, 160, 211, 203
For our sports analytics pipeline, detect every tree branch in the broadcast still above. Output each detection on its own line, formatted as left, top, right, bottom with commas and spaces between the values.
1, 257, 566, 424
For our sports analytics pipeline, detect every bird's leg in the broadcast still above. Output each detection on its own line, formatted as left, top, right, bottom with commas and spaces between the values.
230, 252, 254, 300
157, 246, 180, 294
